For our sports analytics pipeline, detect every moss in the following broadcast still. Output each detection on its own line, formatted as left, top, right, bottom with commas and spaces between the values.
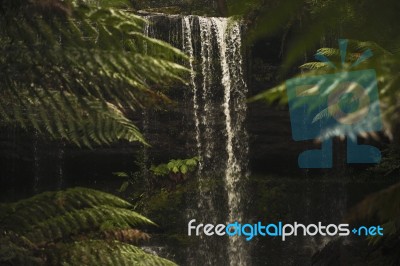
142, 184, 189, 228
141, 6, 183, 15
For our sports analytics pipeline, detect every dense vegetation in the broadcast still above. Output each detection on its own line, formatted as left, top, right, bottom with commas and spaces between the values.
0, 0, 188, 265
0, 187, 176, 265
0, 0, 188, 147
1, 0, 400, 265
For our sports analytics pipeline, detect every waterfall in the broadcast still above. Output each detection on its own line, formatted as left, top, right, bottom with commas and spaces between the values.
183, 16, 249, 266
215, 18, 249, 266
182, 17, 201, 167
144, 14, 249, 265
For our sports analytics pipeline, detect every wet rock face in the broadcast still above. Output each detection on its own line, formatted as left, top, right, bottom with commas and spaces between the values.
135, 14, 303, 174
247, 103, 301, 172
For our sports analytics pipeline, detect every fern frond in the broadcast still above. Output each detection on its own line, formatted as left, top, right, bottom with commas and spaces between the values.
0, 235, 41, 266
23, 206, 154, 244
315, 47, 340, 57
0, 1, 189, 147
103, 228, 150, 243
0, 90, 148, 147
300, 61, 332, 70
347, 40, 392, 56
248, 83, 288, 104
311, 107, 331, 123
45, 240, 177, 266
252, 39, 400, 141
0, 188, 174, 265
0, 187, 132, 230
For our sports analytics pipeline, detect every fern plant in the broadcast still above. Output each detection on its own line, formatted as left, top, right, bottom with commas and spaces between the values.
115, 157, 200, 193
150, 157, 200, 176
251, 39, 400, 141
0, 0, 188, 147
0, 187, 177, 265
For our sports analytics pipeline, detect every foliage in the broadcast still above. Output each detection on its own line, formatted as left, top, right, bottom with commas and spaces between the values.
239, 0, 400, 148
250, 39, 400, 141
230, 0, 400, 67
45, 240, 175, 266
115, 156, 200, 195
150, 157, 200, 176
0, 187, 176, 265
243, 1, 400, 143
238, 2, 400, 262
0, 0, 188, 147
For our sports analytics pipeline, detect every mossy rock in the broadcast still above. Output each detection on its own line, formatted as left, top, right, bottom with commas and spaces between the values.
141, 6, 183, 15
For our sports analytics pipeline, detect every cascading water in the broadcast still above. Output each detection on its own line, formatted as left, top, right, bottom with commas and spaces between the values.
183, 16, 249, 266
144, 13, 249, 265
183, 16, 221, 265
216, 17, 249, 266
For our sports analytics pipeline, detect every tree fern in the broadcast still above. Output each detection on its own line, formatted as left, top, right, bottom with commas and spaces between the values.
0, 0, 189, 147
0, 187, 132, 224
21, 206, 154, 244
0, 187, 176, 265
102, 228, 150, 243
